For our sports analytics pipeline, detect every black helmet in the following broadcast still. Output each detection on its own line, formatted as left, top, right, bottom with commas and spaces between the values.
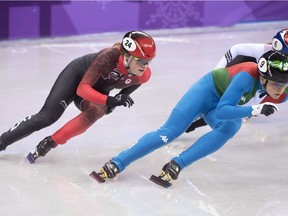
258, 50, 288, 83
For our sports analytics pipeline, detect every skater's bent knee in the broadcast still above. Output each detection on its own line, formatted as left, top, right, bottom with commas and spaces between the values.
216, 120, 241, 137
157, 127, 178, 144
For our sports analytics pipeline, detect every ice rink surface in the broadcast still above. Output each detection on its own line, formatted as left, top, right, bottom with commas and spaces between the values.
1, 21, 288, 216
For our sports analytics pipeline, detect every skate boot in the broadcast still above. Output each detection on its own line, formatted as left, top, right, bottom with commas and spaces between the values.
90, 161, 120, 183
0, 137, 8, 151
26, 136, 57, 164
150, 160, 181, 188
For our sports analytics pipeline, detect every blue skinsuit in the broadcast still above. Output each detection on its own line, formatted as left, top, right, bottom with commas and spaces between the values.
112, 63, 287, 172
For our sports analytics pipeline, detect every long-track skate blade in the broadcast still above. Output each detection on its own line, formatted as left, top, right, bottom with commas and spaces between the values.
26, 153, 36, 164
149, 175, 171, 188
89, 171, 105, 183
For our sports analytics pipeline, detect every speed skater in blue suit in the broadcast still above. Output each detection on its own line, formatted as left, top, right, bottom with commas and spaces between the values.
90, 50, 288, 187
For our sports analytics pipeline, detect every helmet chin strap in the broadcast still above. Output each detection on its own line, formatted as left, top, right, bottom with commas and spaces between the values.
124, 56, 134, 74
260, 80, 269, 97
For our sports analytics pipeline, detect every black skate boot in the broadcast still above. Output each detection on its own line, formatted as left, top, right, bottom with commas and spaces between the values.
185, 118, 207, 133
90, 161, 119, 183
0, 137, 8, 151
150, 160, 181, 188
26, 136, 57, 164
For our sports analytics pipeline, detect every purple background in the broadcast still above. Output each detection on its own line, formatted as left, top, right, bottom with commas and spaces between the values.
0, 1, 288, 40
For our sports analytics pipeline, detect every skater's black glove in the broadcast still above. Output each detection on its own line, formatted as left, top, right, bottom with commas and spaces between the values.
106, 106, 116, 115
251, 102, 279, 116
106, 94, 134, 108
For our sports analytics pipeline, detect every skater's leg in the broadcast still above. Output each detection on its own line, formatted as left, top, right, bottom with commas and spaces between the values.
51, 101, 107, 144
90, 108, 191, 183
112, 108, 199, 171
173, 110, 242, 170
27, 102, 107, 163
0, 60, 82, 150
150, 114, 242, 187
0, 101, 66, 149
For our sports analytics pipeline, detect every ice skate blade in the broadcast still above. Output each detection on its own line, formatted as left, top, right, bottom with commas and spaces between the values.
149, 175, 171, 188
89, 171, 105, 183
26, 152, 36, 164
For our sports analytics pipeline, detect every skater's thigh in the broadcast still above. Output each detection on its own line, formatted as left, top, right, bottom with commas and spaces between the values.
173, 73, 217, 129
41, 62, 83, 113
204, 109, 242, 135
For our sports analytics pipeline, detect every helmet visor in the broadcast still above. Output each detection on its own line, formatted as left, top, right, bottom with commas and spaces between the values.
268, 80, 288, 88
132, 56, 152, 66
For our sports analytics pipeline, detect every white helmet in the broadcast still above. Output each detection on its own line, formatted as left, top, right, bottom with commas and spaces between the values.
272, 29, 288, 53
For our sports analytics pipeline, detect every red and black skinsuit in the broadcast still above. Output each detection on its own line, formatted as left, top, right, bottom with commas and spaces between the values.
0, 47, 151, 148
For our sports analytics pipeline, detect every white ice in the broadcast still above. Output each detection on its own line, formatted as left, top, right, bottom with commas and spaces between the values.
1, 21, 288, 216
